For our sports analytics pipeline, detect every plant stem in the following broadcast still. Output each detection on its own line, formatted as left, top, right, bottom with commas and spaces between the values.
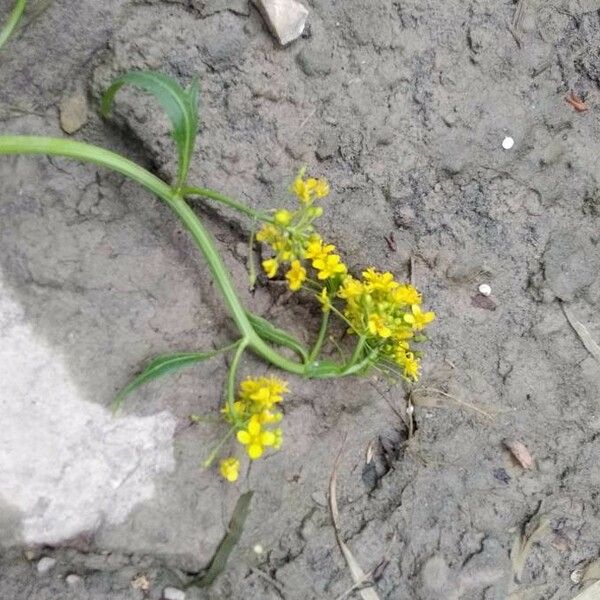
226, 338, 248, 424
0, 0, 26, 51
349, 335, 366, 366
182, 186, 272, 222
0, 136, 308, 376
307, 310, 330, 363
202, 426, 237, 468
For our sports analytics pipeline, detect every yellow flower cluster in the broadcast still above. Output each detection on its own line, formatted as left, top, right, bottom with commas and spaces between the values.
257, 170, 347, 290
338, 269, 435, 380
256, 171, 435, 382
219, 376, 288, 482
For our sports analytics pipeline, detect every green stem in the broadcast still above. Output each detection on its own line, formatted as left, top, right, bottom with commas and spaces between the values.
0, 136, 307, 376
202, 426, 237, 468
307, 310, 329, 363
349, 335, 366, 366
182, 186, 272, 222
0, 0, 26, 51
227, 338, 248, 424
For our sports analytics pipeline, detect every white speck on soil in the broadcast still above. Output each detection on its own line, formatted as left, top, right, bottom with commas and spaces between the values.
478, 283, 492, 296
502, 136, 514, 149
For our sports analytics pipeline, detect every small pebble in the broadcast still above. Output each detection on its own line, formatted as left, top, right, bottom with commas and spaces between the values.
571, 569, 584, 584
253, 544, 264, 554
65, 574, 83, 587
37, 557, 57, 574
502, 136, 514, 150
478, 283, 492, 296
163, 587, 186, 600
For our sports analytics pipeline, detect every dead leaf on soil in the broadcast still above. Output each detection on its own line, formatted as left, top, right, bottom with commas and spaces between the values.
562, 303, 600, 364
571, 579, 600, 600
503, 439, 534, 470
329, 438, 381, 600
511, 510, 550, 582
566, 92, 589, 113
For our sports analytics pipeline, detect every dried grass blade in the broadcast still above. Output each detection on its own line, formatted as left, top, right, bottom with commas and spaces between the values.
562, 303, 600, 364
329, 439, 381, 600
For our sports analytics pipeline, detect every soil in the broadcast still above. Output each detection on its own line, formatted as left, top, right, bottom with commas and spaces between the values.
2, 0, 600, 598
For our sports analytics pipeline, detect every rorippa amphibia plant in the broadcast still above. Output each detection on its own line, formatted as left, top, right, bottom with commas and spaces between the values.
0, 71, 435, 482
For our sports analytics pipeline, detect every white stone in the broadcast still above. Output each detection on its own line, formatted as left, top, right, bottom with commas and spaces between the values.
65, 574, 83, 587
478, 283, 492, 296
37, 557, 57, 574
163, 587, 186, 600
0, 272, 176, 545
502, 136, 514, 150
252, 0, 309, 45
253, 543, 264, 554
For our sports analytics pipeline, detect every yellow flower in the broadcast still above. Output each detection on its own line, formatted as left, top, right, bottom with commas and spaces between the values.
398, 352, 420, 380
237, 415, 276, 459
404, 304, 435, 331
292, 175, 312, 204
305, 237, 336, 262
392, 284, 422, 306
239, 376, 289, 411
258, 409, 283, 425
262, 258, 279, 278
338, 276, 364, 300
363, 268, 399, 293
285, 260, 306, 291
256, 224, 279, 243
291, 172, 330, 204
274, 209, 294, 226
368, 313, 392, 338
313, 179, 329, 198
219, 457, 240, 482
317, 287, 331, 312
313, 254, 347, 280
222, 400, 248, 423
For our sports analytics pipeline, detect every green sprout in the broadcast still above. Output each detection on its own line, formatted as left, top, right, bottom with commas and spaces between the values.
0, 71, 435, 481
0, 0, 26, 52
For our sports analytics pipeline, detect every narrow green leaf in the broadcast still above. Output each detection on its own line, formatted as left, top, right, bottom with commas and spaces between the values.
101, 70, 199, 190
246, 311, 308, 362
0, 0, 26, 52
113, 348, 225, 411
188, 491, 254, 588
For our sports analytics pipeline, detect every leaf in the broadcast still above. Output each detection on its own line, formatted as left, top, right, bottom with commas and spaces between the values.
113, 349, 224, 411
562, 303, 600, 364
0, 0, 27, 51
188, 491, 254, 588
101, 71, 199, 190
503, 438, 534, 469
246, 311, 308, 362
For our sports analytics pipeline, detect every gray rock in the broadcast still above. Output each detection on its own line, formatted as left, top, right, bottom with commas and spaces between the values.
252, 0, 308, 45
163, 587, 186, 600
36, 557, 57, 574
59, 90, 88, 135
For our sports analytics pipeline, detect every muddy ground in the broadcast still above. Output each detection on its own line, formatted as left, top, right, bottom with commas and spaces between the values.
1, 0, 600, 598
